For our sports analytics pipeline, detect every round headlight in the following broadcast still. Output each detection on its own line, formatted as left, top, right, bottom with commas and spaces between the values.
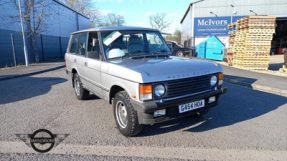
154, 84, 165, 97
210, 75, 217, 86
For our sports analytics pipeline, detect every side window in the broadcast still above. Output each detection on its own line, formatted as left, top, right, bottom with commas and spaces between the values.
77, 33, 88, 56
87, 32, 101, 60
69, 34, 79, 53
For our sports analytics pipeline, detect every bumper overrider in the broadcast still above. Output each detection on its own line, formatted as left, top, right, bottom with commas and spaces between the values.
131, 87, 227, 125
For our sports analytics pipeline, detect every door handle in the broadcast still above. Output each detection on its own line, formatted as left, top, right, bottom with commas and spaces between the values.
85, 62, 88, 66
74, 59, 77, 63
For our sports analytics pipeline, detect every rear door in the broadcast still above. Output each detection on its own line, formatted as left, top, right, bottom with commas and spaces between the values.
65, 34, 79, 71
73, 33, 89, 85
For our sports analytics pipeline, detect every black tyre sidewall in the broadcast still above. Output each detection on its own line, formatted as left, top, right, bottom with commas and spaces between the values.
113, 92, 133, 136
73, 73, 88, 100
176, 51, 183, 56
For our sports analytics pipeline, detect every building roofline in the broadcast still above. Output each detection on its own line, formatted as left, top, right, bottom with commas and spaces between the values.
52, 0, 90, 19
180, 0, 204, 24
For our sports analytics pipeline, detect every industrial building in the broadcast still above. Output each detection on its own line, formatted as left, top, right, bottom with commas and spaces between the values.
180, 0, 287, 53
0, 0, 90, 67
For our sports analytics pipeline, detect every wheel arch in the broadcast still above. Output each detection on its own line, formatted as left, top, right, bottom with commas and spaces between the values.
109, 84, 130, 104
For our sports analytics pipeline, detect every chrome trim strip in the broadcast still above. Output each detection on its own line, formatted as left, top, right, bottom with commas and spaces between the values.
157, 89, 213, 102
79, 74, 110, 92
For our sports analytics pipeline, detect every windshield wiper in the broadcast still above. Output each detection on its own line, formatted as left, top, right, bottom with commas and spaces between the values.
153, 49, 170, 55
121, 50, 146, 58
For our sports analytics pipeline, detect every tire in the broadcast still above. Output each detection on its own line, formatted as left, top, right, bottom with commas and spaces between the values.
113, 91, 143, 136
73, 73, 89, 100
176, 51, 184, 57
191, 109, 210, 117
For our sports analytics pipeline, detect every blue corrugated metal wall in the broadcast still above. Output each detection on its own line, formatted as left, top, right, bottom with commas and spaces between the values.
0, 0, 89, 67
0, 29, 70, 68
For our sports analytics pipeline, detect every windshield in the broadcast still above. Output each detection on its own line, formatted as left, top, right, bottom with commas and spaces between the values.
100, 30, 171, 59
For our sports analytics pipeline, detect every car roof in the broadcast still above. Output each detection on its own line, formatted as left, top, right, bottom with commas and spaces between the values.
72, 26, 159, 34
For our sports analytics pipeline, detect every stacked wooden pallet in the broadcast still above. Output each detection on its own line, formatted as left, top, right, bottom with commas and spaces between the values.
228, 16, 276, 70
227, 22, 237, 66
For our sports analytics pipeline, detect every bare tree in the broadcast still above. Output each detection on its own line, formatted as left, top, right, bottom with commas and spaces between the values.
106, 13, 125, 26
4, 0, 58, 62
165, 29, 182, 44
148, 13, 171, 31
60, 0, 100, 27
94, 13, 125, 27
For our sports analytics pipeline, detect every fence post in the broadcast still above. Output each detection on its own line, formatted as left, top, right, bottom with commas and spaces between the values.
40, 34, 44, 61
192, 37, 196, 57
11, 33, 17, 67
59, 36, 63, 58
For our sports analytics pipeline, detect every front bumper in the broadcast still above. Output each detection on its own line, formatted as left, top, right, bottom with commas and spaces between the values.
131, 87, 227, 125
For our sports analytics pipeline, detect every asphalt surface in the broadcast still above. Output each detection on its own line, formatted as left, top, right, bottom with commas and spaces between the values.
0, 68, 287, 160
222, 65, 287, 91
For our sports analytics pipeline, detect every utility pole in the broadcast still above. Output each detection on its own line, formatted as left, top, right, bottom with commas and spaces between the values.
18, 0, 29, 66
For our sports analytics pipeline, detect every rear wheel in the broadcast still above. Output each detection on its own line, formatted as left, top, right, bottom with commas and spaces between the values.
176, 51, 184, 57
113, 91, 143, 136
73, 73, 89, 100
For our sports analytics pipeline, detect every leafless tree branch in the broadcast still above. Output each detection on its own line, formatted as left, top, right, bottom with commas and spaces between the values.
148, 13, 171, 32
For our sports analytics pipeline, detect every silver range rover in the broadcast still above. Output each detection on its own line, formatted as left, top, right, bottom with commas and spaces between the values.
65, 27, 227, 136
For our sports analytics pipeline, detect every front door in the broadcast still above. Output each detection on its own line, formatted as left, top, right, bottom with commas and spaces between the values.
84, 32, 103, 97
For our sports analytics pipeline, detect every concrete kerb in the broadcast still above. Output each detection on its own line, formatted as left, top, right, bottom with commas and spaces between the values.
224, 78, 287, 96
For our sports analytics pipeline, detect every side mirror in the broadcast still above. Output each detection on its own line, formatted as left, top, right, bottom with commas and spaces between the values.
106, 49, 125, 59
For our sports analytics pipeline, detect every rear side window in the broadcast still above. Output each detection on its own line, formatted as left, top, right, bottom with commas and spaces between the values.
77, 33, 88, 56
69, 34, 79, 53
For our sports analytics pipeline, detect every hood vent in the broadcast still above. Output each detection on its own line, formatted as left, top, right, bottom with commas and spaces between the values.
131, 54, 170, 59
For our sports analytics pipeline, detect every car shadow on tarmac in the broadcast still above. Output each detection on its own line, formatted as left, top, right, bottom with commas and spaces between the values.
0, 76, 67, 104
138, 82, 287, 137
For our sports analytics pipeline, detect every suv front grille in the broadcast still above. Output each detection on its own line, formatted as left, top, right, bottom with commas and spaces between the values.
162, 74, 216, 99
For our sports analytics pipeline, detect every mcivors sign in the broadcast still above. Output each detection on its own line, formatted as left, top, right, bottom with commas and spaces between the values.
194, 17, 231, 37
194, 16, 245, 37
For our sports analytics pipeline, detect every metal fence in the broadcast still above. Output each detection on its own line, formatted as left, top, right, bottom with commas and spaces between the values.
0, 29, 69, 68
182, 36, 196, 56
182, 36, 195, 49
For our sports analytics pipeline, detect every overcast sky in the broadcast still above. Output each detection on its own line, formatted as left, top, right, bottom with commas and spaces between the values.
94, 0, 194, 34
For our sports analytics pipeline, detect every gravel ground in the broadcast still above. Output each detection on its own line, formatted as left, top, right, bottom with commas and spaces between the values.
0, 68, 286, 160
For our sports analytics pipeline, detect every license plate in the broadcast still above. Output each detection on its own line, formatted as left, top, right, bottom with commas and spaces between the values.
179, 100, 205, 113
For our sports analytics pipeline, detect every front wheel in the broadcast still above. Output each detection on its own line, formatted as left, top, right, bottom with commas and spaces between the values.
113, 91, 143, 136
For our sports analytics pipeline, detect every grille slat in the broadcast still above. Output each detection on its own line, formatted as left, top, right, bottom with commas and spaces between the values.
163, 74, 215, 99
168, 80, 210, 88
168, 78, 208, 85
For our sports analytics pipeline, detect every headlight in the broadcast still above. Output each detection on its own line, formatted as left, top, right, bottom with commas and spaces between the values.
210, 75, 217, 86
154, 84, 165, 97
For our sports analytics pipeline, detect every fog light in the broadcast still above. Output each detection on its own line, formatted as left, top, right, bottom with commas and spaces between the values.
154, 109, 166, 117
209, 96, 216, 103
